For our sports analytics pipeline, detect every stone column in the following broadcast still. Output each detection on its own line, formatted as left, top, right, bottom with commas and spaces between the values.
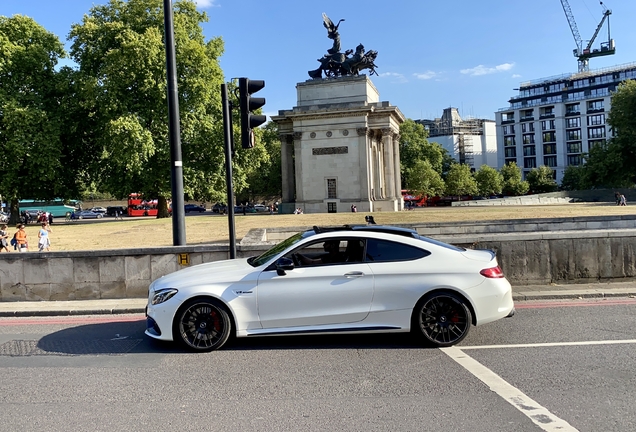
280, 134, 295, 203
382, 128, 395, 198
356, 127, 370, 201
393, 132, 402, 199
292, 132, 304, 202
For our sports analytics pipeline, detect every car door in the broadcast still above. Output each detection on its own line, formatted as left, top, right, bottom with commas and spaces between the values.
256, 238, 373, 329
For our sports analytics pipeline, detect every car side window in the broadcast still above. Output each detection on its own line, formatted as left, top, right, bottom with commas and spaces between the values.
365, 239, 430, 263
287, 238, 364, 267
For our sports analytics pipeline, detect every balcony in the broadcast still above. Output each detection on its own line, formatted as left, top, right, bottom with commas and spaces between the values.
539, 114, 555, 119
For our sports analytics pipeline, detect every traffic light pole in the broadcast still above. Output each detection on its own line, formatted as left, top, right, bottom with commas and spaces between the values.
163, 0, 185, 245
221, 83, 237, 259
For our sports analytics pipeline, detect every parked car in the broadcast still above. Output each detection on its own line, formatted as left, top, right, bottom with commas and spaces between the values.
145, 224, 515, 352
184, 204, 206, 213
234, 205, 256, 213
253, 204, 268, 212
89, 207, 107, 214
106, 206, 127, 217
212, 203, 228, 214
73, 210, 104, 220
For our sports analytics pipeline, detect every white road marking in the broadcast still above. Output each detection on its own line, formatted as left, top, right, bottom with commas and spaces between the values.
441, 346, 579, 432
459, 339, 636, 350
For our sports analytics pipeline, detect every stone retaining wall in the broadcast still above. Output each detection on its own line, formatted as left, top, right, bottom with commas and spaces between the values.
1, 216, 635, 301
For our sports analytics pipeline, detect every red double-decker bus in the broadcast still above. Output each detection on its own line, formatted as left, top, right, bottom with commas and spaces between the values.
127, 193, 159, 217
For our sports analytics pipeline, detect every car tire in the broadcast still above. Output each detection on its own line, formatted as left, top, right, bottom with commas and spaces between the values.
173, 298, 232, 352
413, 292, 472, 347
78, 215, 83, 220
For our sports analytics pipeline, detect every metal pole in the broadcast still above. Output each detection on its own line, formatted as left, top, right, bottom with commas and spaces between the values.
163, 0, 186, 245
221, 83, 236, 259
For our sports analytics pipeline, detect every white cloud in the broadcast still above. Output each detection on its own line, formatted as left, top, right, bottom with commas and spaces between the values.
194, 0, 218, 8
461, 62, 515, 76
378, 72, 407, 83
413, 71, 437, 80
512, 74, 522, 78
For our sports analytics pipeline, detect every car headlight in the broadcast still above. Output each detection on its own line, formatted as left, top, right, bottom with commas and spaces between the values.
151, 288, 179, 305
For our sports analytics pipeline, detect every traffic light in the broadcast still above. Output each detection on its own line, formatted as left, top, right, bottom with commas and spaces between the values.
238, 77, 266, 149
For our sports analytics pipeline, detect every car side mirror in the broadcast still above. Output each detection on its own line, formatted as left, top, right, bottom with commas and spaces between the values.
276, 257, 295, 276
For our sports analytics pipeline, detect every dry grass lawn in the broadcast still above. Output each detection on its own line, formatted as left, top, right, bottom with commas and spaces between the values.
8, 202, 633, 252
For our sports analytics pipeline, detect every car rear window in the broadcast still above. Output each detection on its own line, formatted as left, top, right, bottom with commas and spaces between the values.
365, 239, 430, 263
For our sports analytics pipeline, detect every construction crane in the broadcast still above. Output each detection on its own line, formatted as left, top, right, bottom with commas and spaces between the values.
560, 0, 616, 72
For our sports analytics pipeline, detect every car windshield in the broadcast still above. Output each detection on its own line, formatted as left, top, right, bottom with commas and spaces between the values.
248, 231, 312, 267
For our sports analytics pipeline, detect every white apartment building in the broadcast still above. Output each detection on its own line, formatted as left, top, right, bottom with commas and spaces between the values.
417, 107, 498, 170
496, 62, 636, 183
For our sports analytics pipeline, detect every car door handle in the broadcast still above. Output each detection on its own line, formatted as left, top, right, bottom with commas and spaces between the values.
344, 271, 364, 278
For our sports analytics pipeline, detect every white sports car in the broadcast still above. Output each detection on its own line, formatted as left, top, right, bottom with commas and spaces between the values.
145, 225, 515, 351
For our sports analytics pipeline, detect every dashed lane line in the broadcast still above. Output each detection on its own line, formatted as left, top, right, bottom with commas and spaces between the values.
441, 346, 579, 432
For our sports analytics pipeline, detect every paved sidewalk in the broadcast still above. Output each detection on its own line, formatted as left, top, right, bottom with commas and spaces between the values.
0, 282, 634, 317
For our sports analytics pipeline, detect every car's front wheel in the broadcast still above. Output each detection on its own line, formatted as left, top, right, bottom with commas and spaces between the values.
173, 298, 231, 352
414, 292, 472, 347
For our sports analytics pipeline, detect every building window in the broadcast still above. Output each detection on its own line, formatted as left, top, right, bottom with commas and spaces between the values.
587, 114, 605, 126
327, 178, 337, 199
541, 106, 554, 116
524, 158, 537, 169
503, 112, 514, 122
505, 158, 517, 166
523, 146, 536, 156
588, 127, 605, 139
543, 144, 557, 155
589, 139, 606, 148
327, 202, 337, 213
504, 147, 516, 158
566, 118, 581, 128
541, 120, 555, 131
567, 130, 581, 141
567, 155, 582, 166
504, 136, 516, 146
587, 100, 604, 111
544, 156, 557, 167
567, 142, 582, 153
566, 103, 580, 114
542, 132, 556, 143
503, 125, 515, 135
523, 134, 535, 145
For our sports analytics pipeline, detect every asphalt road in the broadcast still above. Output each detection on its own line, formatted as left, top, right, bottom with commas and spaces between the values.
0, 298, 634, 432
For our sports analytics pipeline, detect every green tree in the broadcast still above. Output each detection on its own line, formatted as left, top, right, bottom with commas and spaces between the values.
606, 80, 636, 185
500, 162, 530, 196
242, 121, 282, 204
580, 141, 630, 188
399, 119, 447, 189
68, 0, 266, 216
526, 165, 558, 193
405, 159, 445, 199
444, 164, 478, 198
474, 165, 503, 197
0, 15, 68, 224
560, 165, 585, 191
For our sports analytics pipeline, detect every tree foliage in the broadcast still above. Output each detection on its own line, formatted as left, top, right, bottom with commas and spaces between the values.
474, 164, 503, 197
399, 119, 454, 195
500, 162, 530, 196
444, 164, 478, 197
526, 165, 558, 194
405, 159, 445, 198
241, 121, 282, 204
605, 80, 636, 185
0, 15, 69, 223
67, 0, 268, 215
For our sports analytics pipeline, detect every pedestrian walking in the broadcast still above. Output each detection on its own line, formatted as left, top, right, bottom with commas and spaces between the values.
14, 224, 28, 252
38, 222, 52, 251
0, 224, 9, 252
620, 194, 627, 206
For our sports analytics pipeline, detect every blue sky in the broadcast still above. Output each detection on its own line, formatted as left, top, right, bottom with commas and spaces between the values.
2, 0, 636, 121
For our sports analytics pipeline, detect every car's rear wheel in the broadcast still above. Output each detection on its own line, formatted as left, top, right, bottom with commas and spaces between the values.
414, 292, 472, 347
173, 298, 231, 352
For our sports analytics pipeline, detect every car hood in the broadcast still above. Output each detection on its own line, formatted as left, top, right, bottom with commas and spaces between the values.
151, 258, 255, 290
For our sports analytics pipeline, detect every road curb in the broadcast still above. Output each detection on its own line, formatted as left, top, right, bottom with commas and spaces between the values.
0, 307, 146, 318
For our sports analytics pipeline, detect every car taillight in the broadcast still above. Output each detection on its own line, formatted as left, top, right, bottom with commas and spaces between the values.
480, 266, 504, 278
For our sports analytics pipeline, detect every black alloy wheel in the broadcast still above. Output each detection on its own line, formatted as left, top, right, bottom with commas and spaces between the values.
415, 293, 472, 347
173, 299, 231, 352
